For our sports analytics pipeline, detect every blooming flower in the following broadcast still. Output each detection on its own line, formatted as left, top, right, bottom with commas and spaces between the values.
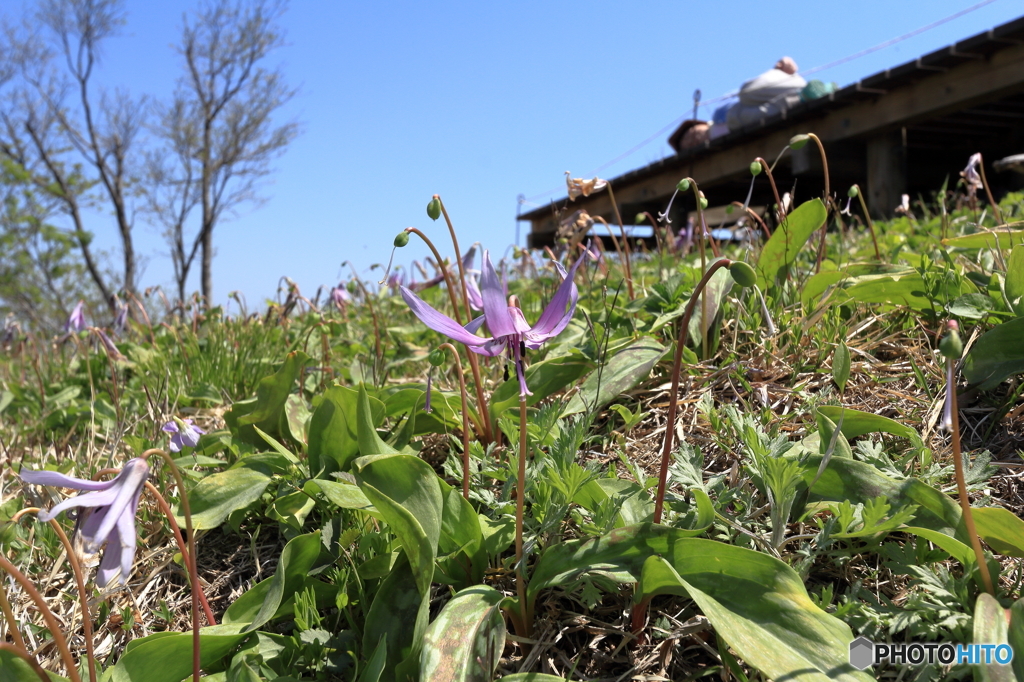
65, 301, 86, 333
163, 418, 205, 452
401, 249, 584, 396
20, 459, 150, 587
565, 171, 607, 201
113, 297, 129, 333
962, 153, 983, 201
330, 284, 351, 311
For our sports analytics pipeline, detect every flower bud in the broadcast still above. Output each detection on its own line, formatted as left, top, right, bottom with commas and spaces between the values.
725, 204, 734, 215
729, 261, 757, 288
789, 134, 810, 151
677, 178, 690, 192
394, 231, 410, 247
750, 161, 762, 176
698, 192, 708, 210
426, 197, 442, 221
428, 348, 446, 367
939, 321, 963, 359
635, 213, 646, 224
847, 185, 859, 198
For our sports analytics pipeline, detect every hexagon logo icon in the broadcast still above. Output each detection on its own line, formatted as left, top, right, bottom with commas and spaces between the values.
849, 636, 874, 671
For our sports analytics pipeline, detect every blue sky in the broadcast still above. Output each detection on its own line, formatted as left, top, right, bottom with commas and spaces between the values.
3, 0, 1021, 308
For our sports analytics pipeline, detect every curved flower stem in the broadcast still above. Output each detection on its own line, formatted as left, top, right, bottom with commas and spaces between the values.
0, 554, 81, 682
0, 642, 51, 682
808, 134, 831, 273
732, 201, 772, 240
0, 578, 27, 651
13, 508, 96, 682
947, 362, 996, 596
515, 397, 532, 637
143, 482, 217, 625
755, 157, 785, 224
604, 184, 634, 300
437, 198, 494, 440
438, 343, 472, 500
653, 258, 733, 524
975, 153, 1004, 225
683, 179, 712, 361
142, 449, 200, 682
405, 228, 488, 440
851, 185, 882, 260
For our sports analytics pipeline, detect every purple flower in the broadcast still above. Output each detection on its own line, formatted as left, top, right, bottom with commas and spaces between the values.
65, 301, 86, 333
962, 153, 983, 199
113, 298, 129, 333
400, 249, 584, 396
20, 459, 150, 587
330, 284, 351, 311
163, 419, 205, 452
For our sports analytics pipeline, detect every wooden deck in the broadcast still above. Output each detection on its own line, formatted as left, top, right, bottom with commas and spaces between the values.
520, 16, 1024, 248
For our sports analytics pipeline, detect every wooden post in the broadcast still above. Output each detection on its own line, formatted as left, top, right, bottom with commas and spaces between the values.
866, 130, 907, 219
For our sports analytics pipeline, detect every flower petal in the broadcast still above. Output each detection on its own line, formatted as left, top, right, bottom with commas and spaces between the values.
400, 286, 492, 348
465, 314, 486, 334
89, 459, 148, 552
95, 522, 122, 588
20, 468, 117, 492
526, 251, 586, 343
38, 487, 120, 523
480, 252, 516, 339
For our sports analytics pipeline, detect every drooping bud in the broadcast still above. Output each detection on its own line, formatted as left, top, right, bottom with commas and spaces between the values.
394, 231, 410, 247
635, 213, 646, 224
677, 178, 690, 192
725, 204, 734, 215
698, 192, 708, 210
847, 185, 859, 198
428, 348, 446, 367
750, 161, 762, 176
426, 196, 442, 221
789, 134, 810, 151
729, 261, 757, 288
939, 320, 963, 359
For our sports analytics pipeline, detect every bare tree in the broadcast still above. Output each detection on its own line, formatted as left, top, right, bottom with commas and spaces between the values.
0, 0, 146, 311
151, 0, 298, 304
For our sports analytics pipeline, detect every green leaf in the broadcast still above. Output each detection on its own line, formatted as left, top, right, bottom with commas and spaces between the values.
180, 465, 271, 529
354, 454, 442, 595
108, 624, 252, 682
562, 338, 666, 416
362, 553, 430, 682
489, 354, 594, 416
222, 532, 321, 630
1009, 598, 1024, 682
832, 341, 850, 393
686, 262, 734, 349
756, 199, 827, 289
304, 479, 375, 513
419, 585, 505, 682
963, 317, 1024, 389
972, 506, 1024, 558
267, 489, 315, 531
357, 384, 398, 456
437, 486, 486, 586
530, 524, 871, 682
0, 649, 66, 681
815, 406, 920, 442
237, 351, 309, 427
948, 293, 1003, 320
499, 676, 571, 682
358, 637, 387, 682
284, 394, 311, 447
942, 225, 1024, 250
307, 385, 386, 474
1006, 244, 1024, 316
973, 593, 1014, 682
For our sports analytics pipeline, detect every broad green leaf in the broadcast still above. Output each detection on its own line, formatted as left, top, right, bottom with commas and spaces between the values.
284, 394, 311, 447
1006, 244, 1024, 316
0, 648, 66, 681
358, 637, 387, 682
223, 531, 321, 629
686, 261, 734, 349
179, 465, 271, 529
562, 338, 666, 416
237, 351, 309, 427
108, 624, 252, 682
357, 384, 398, 456
304, 479, 375, 513
942, 225, 1024, 250
832, 341, 850, 393
530, 524, 870, 682
419, 585, 505, 682
267, 489, 315, 531
972, 506, 1024, 558
973, 593, 1014, 682
801, 264, 910, 311
1010, 599, 1024, 682
948, 293, 1004, 320
362, 553, 430, 681
437, 486, 486, 587
307, 385, 386, 474
489, 354, 594, 416
253, 426, 300, 464
963, 317, 1024, 389
756, 199, 827, 289
815, 406, 920, 442
902, 527, 975, 566
354, 454, 442, 596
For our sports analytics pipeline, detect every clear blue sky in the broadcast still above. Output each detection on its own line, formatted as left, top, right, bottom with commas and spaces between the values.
4, 0, 1021, 308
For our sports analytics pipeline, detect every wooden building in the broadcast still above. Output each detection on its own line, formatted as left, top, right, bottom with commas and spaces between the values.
519, 16, 1024, 248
